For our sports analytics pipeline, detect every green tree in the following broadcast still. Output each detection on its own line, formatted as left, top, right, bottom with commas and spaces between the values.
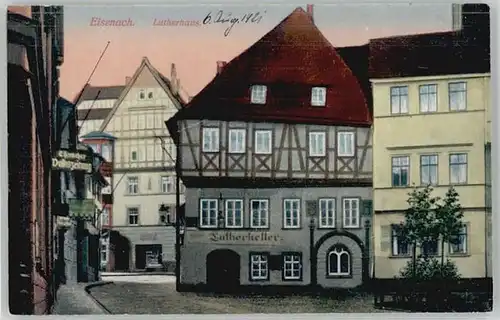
399, 185, 440, 276
435, 187, 465, 270
399, 185, 464, 278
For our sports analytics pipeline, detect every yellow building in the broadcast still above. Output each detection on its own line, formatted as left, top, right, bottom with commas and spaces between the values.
369, 28, 491, 279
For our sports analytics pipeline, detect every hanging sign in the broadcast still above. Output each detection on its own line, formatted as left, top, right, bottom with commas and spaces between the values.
52, 150, 92, 173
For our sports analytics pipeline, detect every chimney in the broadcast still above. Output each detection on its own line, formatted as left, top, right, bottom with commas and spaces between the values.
170, 63, 178, 95
125, 76, 132, 85
216, 61, 227, 75
306, 4, 314, 23
452, 3, 462, 31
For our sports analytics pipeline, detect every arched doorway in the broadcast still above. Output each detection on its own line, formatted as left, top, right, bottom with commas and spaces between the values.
206, 249, 241, 292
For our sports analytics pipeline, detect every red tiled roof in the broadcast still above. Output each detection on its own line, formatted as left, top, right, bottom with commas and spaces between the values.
170, 7, 371, 127
369, 29, 490, 79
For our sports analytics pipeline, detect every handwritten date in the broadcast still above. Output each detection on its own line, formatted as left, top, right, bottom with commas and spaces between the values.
203, 10, 266, 36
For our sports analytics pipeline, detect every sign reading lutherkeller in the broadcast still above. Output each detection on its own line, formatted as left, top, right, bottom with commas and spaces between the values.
52, 150, 92, 173
188, 231, 284, 245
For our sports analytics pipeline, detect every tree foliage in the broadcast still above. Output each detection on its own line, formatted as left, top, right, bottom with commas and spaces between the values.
399, 256, 461, 281
398, 185, 465, 279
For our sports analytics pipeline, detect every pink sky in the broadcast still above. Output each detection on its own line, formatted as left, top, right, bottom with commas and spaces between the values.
59, 5, 452, 100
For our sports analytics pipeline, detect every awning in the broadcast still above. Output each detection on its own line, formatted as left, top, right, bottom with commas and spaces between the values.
68, 199, 96, 221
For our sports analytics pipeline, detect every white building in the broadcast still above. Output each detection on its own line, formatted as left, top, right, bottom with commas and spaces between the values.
77, 57, 186, 271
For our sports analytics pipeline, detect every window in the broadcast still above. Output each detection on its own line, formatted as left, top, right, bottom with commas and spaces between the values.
159, 206, 171, 224
131, 150, 138, 162
449, 82, 467, 111
148, 91, 154, 99
228, 129, 246, 153
250, 254, 268, 280
161, 176, 173, 193
419, 84, 437, 112
250, 199, 269, 228
127, 207, 139, 225
250, 85, 267, 104
311, 87, 327, 106
283, 253, 302, 280
343, 198, 360, 228
319, 198, 335, 228
101, 207, 109, 226
254, 130, 272, 154
392, 156, 410, 187
283, 199, 300, 228
202, 127, 219, 152
391, 224, 409, 256
139, 90, 145, 100
337, 132, 355, 157
420, 154, 438, 185
225, 200, 243, 228
390, 86, 409, 114
127, 177, 139, 194
101, 144, 111, 162
309, 132, 326, 157
449, 225, 467, 254
450, 153, 467, 184
147, 178, 152, 190
199, 199, 218, 228
327, 246, 350, 276
421, 239, 438, 256
101, 244, 107, 262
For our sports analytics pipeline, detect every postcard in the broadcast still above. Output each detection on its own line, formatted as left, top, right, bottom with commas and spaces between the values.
6, 2, 492, 316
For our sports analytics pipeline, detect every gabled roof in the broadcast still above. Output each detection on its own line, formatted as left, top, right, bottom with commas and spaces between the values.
99, 57, 185, 132
169, 7, 371, 128
369, 29, 490, 79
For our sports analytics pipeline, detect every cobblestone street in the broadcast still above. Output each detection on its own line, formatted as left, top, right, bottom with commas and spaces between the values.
89, 280, 388, 314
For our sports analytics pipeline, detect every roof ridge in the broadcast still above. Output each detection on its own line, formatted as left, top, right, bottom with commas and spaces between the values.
370, 29, 458, 42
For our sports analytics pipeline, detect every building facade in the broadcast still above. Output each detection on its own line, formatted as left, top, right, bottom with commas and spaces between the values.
80, 131, 116, 271
168, 6, 374, 292
52, 97, 110, 283
7, 5, 64, 314
95, 57, 185, 271
370, 5, 491, 279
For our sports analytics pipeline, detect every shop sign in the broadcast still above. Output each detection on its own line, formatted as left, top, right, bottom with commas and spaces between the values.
188, 231, 284, 245
52, 150, 92, 173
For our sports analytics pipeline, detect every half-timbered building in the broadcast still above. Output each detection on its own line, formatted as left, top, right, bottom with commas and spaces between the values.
167, 6, 373, 292
94, 57, 186, 272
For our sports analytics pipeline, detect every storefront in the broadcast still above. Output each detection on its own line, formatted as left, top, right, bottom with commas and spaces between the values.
179, 226, 371, 292
110, 226, 176, 272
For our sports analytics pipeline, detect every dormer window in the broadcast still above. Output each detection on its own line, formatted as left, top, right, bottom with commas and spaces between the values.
250, 85, 267, 104
311, 87, 326, 106
148, 91, 154, 99
139, 90, 145, 100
